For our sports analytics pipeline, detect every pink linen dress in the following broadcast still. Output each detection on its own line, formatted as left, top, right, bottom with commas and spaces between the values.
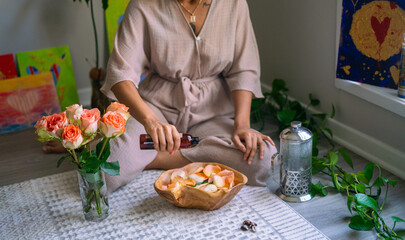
100, 0, 277, 193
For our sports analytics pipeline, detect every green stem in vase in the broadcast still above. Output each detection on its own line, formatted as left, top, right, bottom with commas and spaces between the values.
85, 190, 95, 213
94, 188, 102, 215
98, 137, 109, 159
70, 150, 82, 168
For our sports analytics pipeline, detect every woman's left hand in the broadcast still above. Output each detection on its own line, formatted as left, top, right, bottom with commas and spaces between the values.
232, 127, 275, 165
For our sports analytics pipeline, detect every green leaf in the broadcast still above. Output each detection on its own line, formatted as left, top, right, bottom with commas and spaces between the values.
273, 92, 287, 109
312, 113, 327, 120
94, 180, 104, 189
312, 157, 327, 174
356, 171, 369, 185
356, 183, 366, 194
395, 230, 405, 237
101, 161, 120, 176
251, 98, 265, 111
311, 181, 328, 196
102, 0, 109, 10
78, 148, 90, 163
331, 104, 336, 118
364, 163, 375, 182
338, 148, 353, 169
372, 177, 385, 188
354, 193, 378, 211
392, 216, 405, 223
81, 171, 102, 183
382, 177, 398, 187
349, 215, 374, 231
277, 110, 296, 125
344, 172, 356, 185
327, 151, 339, 165
101, 142, 111, 162
57, 155, 70, 168
347, 195, 354, 214
309, 93, 320, 106
312, 147, 319, 157
323, 128, 333, 139
272, 78, 288, 92
83, 156, 100, 172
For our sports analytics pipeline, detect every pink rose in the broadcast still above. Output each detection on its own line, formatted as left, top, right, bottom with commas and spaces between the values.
66, 104, 83, 123
100, 111, 126, 138
80, 108, 100, 135
34, 116, 53, 142
62, 124, 83, 150
106, 102, 130, 120
46, 112, 68, 138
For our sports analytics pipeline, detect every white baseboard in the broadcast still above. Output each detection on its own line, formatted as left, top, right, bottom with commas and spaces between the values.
261, 83, 405, 180
77, 87, 92, 108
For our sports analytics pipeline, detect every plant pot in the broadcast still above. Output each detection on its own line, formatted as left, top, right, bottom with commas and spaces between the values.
77, 170, 109, 222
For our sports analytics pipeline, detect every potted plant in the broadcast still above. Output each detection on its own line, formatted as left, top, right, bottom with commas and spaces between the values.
73, 0, 111, 111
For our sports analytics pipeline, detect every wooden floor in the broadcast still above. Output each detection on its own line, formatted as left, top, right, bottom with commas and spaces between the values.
1, 127, 404, 240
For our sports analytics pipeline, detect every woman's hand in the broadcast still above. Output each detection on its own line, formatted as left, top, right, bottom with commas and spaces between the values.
144, 119, 181, 154
111, 81, 181, 154
233, 127, 275, 165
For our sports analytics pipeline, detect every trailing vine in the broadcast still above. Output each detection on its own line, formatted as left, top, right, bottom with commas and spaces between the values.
252, 79, 405, 239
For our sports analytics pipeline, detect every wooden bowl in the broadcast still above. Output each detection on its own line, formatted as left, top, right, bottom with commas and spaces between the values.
154, 162, 248, 211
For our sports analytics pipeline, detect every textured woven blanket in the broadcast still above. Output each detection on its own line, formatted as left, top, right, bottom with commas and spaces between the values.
0, 170, 329, 240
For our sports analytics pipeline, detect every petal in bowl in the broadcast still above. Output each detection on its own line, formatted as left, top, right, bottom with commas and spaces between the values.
154, 162, 248, 210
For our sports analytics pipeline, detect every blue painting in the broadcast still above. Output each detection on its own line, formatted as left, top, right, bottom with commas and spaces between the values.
336, 0, 405, 89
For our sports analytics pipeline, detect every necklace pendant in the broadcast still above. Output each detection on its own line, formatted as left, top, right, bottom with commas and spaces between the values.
190, 15, 196, 23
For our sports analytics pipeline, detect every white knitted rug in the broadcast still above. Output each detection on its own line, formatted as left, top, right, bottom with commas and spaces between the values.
0, 170, 329, 240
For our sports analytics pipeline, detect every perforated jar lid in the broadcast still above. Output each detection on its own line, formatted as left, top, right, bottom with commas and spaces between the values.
279, 121, 313, 142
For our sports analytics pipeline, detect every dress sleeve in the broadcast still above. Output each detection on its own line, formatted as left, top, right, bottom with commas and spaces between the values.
101, 1, 150, 100
222, 0, 263, 99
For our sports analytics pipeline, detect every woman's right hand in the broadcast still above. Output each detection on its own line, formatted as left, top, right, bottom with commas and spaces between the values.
144, 119, 181, 154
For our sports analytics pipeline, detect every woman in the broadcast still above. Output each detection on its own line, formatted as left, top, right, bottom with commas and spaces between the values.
99, 0, 276, 193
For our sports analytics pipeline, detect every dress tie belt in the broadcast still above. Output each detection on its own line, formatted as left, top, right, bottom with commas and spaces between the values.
170, 75, 219, 132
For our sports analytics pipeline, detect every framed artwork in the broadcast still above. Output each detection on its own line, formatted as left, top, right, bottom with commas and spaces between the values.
16, 46, 79, 110
336, 0, 405, 89
105, 0, 130, 53
0, 73, 60, 134
0, 54, 18, 80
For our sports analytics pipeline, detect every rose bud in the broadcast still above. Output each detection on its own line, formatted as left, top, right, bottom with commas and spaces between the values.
45, 112, 68, 139
81, 108, 100, 136
106, 102, 130, 120
100, 111, 126, 138
34, 116, 53, 142
62, 124, 83, 150
66, 104, 83, 123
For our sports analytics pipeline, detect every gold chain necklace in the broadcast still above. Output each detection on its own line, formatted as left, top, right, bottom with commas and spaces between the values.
177, 0, 203, 23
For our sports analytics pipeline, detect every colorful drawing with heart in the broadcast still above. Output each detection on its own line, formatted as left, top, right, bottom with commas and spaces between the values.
17, 46, 79, 110
0, 73, 60, 134
337, 0, 405, 89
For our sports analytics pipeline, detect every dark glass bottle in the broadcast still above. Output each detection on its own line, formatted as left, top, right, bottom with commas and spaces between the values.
139, 133, 199, 150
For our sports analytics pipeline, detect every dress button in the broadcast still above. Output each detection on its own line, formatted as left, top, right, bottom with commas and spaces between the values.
196, 36, 201, 41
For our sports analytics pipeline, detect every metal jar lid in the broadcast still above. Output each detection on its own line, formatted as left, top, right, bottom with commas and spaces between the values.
280, 121, 313, 142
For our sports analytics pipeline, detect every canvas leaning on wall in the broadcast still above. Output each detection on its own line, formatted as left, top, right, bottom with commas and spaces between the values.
0, 73, 60, 134
16, 46, 80, 110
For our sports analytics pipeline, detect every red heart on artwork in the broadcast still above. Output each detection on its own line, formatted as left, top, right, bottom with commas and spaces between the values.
371, 16, 391, 45
6, 90, 40, 114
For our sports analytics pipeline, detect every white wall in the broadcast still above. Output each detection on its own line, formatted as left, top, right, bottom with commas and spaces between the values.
248, 0, 405, 178
0, 0, 107, 105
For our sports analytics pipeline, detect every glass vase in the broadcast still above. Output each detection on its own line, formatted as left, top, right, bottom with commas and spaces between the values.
77, 170, 109, 222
